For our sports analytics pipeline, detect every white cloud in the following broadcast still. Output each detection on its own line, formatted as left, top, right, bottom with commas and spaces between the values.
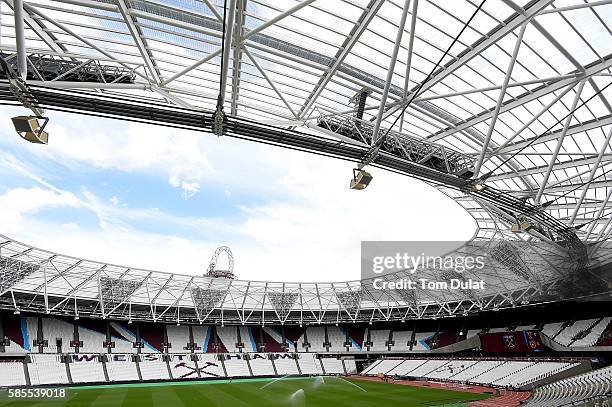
0, 187, 80, 234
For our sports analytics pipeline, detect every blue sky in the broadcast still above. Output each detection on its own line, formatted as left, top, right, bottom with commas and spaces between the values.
0, 105, 475, 281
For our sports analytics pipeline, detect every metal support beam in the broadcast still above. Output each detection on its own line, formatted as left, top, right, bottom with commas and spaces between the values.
297, 0, 385, 118
13, 0, 27, 80
381, 0, 555, 122
399, 0, 418, 132
538, 0, 612, 14
117, 0, 160, 84
244, 48, 297, 117
162, 0, 317, 87
230, 0, 247, 116
535, 80, 586, 204
372, 0, 411, 144
218, 0, 237, 109
428, 56, 612, 142
474, 22, 527, 176
569, 126, 612, 224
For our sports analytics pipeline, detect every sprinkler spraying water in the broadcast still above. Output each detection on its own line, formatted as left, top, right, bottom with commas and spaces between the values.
289, 388, 305, 404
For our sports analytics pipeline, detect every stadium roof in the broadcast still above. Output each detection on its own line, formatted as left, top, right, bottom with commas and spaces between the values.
0, 0, 610, 323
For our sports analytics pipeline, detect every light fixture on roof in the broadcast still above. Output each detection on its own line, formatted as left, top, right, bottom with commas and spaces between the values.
511, 220, 533, 233
11, 116, 49, 144
350, 168, 373, 190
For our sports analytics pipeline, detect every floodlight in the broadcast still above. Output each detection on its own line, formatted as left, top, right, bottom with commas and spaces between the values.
511, 221, 532, 233
350, 168, 373, 190
11, 116, 49, 144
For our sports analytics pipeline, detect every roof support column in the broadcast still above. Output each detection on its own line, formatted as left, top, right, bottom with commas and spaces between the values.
474, 22, 528, 176
569, 126, 612, 224
372, 0, 411, 145
13, 0, 27, 80
535, 79, 586, 204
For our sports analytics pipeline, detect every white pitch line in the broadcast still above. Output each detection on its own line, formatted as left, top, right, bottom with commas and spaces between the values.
334, 376, 367, 392
260, 375, 292, 389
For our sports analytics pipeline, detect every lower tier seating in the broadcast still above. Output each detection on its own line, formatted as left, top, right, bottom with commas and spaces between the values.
361, 358, 579, 388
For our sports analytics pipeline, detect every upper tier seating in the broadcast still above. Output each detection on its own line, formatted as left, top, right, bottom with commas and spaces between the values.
166, 326, 190, 353
326, 326, 345, 352
42, 318, 74, 353
368, 330, 389, 351
78, 324, 107, 353
555, 319, 599, 346
391, 330, 412, 351
305, 327, 326, 352
216, 326, 239, 353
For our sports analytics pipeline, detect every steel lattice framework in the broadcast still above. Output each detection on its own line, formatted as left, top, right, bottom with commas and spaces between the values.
0, 0, 610, 323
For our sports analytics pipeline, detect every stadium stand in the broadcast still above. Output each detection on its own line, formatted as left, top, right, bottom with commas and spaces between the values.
571, 317, 611, 347
106, 355, 139, 382
262, 327, 285, 352
362, 359, 402, 375
0, 361, 27, 386
139, 357, 170, 380
321, 357, 345, 374
297, 353, 323, 375
387, 359, 427, 375
273, 354, 300, 375
369, 329, 390, 351
413, 332, 435, 351
139, 322, 165, 353
109, 322, 137, 353
362, 358, 580, 389
239, 327, 257, 353
525, 365, 612, 406
169, 355, 200, 380
28, 354, 69, 385
77, 319, 107, 354
248, 354, 275, 376
344, 359, 357, 374
305, 327, 327, 352
391, 330, 412, 351
69, 358, 106, 383
197, 354, 225, 378
192, 326, 213, 353
216, 326, 239, 353
541, 322, 564, 339
326, 326, 345, 352
42, 318, 74, 353
346, 327, 365, 352
166, 325, 190, 353
223, 354, 251, 377
555, 319, 600, 346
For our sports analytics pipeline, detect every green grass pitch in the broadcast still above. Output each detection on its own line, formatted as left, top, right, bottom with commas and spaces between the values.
0, 377, 492, 406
